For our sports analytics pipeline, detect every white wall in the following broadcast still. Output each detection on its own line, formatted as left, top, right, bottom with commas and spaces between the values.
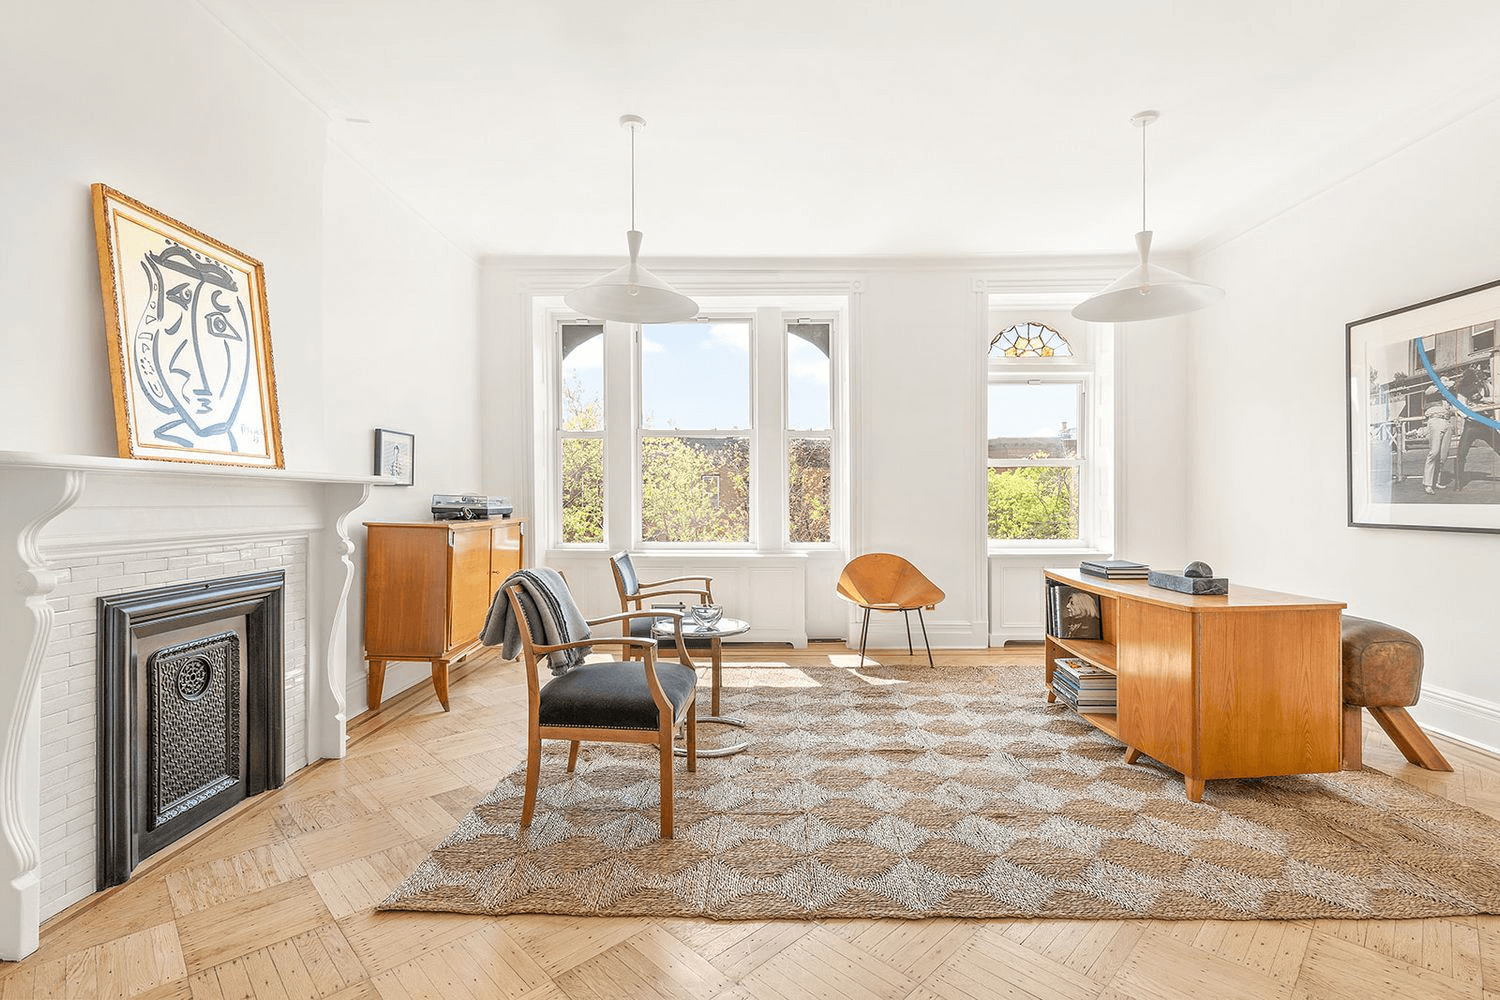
0, 1, 328, 467
0, 1, 485, 712
480, 261, 1192, 646
320, 147, 484, 708
1189, 98, 1500, 747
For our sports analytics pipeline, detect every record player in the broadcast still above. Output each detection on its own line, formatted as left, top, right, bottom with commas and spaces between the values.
431, 494, 513, 520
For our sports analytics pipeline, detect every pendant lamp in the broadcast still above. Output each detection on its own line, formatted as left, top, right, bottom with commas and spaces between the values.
1072, 110, 1224, 323
564, 114, 698, 324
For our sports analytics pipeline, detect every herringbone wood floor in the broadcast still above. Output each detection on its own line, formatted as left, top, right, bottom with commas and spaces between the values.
5, 644, 1500, 1000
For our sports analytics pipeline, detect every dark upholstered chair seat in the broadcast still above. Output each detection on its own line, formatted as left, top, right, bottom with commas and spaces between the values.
539, 659, 698, 731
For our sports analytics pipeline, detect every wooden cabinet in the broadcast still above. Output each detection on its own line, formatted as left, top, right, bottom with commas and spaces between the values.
1043, 568, 1344, 801
364, 518, 525, 711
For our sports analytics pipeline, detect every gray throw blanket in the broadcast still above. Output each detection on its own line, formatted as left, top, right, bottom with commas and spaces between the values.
479, 567, 592, 675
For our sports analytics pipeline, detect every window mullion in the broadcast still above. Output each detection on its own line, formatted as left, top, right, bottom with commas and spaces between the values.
602, 320, 633, 550
754, 305, 783, 550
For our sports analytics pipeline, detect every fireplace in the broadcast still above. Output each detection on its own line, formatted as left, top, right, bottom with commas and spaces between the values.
97, 571, 286, 887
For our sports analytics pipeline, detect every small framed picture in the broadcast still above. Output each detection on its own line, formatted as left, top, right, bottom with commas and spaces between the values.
373, 428, 414, 486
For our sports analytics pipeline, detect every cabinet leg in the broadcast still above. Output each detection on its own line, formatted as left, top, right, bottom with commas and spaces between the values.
1123, 747, 1141, 765
1184, 777, 1205, 802
1342, 705, 1364, 770
431, 661, 451, 712
367, 660, 388, 711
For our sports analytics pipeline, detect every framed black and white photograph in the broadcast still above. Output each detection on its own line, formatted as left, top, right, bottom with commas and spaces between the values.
373, 428, 414, 486
1347, 278, 1500, 532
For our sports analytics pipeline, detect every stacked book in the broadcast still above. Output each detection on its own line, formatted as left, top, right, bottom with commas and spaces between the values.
1080, 558, 1148, 580
1052, 656, 1117, 714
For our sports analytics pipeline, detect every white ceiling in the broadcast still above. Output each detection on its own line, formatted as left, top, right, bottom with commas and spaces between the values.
206, 0, 1500, 260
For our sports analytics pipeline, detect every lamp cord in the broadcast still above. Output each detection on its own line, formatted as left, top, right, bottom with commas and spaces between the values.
630, 123, 637, 231
1140, 118, 1148, 233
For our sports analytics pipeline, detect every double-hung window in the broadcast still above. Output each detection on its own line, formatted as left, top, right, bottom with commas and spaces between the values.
558, 322, 605, 543
638, 320, 752, 543
986, 321, 1098, 545
787, 320, 833, 544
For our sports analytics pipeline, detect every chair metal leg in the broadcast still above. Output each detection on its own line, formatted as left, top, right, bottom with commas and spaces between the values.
918, 607, 933, 668
858, 607, 871, 665
904, 610, 914, 655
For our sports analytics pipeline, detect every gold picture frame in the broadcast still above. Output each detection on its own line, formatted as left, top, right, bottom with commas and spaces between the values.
92, 184, 284, 468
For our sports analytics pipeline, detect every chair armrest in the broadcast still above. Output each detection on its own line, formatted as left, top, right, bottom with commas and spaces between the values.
585, 609, 697, 666
586, 609, 684, 629
632, 587, 712, 603
638, 574, 714, 588
529, 635, 657, 655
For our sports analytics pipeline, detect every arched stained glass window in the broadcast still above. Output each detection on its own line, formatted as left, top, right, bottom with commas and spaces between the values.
990, 322, 1072, 358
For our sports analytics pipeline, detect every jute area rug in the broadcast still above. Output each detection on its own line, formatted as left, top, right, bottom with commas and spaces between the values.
381, 662, 1500, 921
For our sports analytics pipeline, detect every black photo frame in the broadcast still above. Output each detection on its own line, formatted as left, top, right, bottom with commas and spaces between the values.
1347, 278, 1500, 532
373, 428, 415, 486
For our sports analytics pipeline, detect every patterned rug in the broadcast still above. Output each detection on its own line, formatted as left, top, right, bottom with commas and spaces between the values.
380, 662, 1500, 920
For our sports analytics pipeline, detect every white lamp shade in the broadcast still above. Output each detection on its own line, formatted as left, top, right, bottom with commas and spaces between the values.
564, 230, 698, 324
1072, 231, 1224, 322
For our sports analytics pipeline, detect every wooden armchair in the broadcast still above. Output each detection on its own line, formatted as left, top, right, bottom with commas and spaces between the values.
609, 551, 715, 657
504, 581, 697, 838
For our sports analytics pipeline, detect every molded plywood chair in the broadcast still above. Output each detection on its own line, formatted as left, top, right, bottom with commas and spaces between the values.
836, 553, 945, 667
610, 551, 715, 657
505, 580, 697, 838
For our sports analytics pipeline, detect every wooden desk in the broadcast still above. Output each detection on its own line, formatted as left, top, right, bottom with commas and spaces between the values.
1044, 569, 1345, 801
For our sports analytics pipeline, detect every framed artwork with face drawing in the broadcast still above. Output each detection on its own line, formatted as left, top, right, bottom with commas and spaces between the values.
92, 184, 284, 468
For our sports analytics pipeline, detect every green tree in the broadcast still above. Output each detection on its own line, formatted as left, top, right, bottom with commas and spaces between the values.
788, 438, 831, 543
560, 374, 604, 543
988, 452, 1078, 540
640, 436, 749, 542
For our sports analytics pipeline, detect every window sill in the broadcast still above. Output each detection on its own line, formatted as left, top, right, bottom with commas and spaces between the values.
987, 546, 1112, 559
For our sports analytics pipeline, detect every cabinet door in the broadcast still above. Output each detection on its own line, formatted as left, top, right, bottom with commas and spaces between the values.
489, 520, 523, 596
365, 525, 448, 657
447, 527, 493, 651
1117, 601, 1196, 777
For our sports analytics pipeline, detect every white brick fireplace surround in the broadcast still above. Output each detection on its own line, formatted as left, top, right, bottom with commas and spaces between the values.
0, 452, 372, 961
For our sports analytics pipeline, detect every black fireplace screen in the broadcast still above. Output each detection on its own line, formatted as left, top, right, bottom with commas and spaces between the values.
97, 571, 284, 888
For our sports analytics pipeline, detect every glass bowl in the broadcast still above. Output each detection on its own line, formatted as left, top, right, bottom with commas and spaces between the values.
691, 604, 724, 628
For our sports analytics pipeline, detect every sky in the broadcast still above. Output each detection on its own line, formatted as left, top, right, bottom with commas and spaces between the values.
562, 321, 831, 430
988, 383, 1079, 441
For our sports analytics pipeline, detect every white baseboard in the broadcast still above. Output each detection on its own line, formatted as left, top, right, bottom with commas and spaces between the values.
989, 627, 1044, 646
848, 619, 987, 650
1409, 686, 1500, 758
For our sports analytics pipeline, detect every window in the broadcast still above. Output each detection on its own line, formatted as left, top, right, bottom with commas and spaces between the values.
638, 321, 752, 543
550, 303, 842, 551
986, 320, 1098, 544
558, 322, 604, 543
987, 381, 1083, 540
990, 321, 1072, 358
787, 321, 833, 544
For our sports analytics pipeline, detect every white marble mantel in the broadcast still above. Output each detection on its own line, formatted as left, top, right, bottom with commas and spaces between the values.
0, 451, 375, 960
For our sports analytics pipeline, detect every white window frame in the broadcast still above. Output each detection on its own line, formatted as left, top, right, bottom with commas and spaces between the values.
553, 318, 608, 549
784, 313, 839, 549
540, 296, 848, 556
984, 320, 1104, 551
635, 315, 758, 548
